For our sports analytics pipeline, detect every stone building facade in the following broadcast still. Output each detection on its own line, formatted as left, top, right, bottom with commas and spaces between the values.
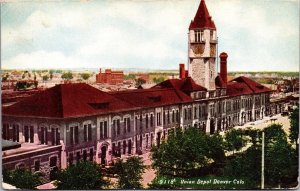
1, 0, 280, 183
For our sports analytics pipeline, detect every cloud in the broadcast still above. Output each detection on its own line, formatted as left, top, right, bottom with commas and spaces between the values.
1, 0, 299, 71
2, 51, 85, 69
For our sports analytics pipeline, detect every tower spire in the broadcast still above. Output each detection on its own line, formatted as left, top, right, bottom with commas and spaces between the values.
189, 0, 216, 30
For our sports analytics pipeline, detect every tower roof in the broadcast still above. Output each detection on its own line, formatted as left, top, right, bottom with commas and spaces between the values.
189, 0, 216, 30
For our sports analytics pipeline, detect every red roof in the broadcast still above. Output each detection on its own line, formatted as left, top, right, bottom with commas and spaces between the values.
153, 77, 206, 94
189, 0, 216, 30
109, 88, 193, 108
227, 76, 272, 96
3, 83, 137, 118
181, 77, 207, 93
215, 75, 226, 88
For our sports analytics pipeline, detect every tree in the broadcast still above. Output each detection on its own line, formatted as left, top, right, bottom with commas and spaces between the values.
224, 124, 297, 188
289, 108, 299, 146
151, 127, 225, 177
3, 168, 41, 189
114, 156, 146, 189
42, 75, 49, 81
224, 146, 261, 188
224, 128, 246, 156
80, 73, 91, 80
124, 73, 136, 80
135, 78, 146, 87
61, 72, 73, 80
49, 70, 54, 80
153, 76, 165, 84
54, 161, 109, 190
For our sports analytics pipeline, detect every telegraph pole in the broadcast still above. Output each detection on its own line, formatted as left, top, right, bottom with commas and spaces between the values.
261, 131, 265, 189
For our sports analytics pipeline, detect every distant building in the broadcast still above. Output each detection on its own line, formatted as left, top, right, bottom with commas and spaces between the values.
96, 68, 124, 85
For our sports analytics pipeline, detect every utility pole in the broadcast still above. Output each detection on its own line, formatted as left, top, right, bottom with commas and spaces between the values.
261, 131, 265, 189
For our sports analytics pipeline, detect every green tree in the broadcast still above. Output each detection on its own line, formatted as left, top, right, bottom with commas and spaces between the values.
114, 156, 146, 189
54, 161, 109, 190
151, 127, 225, 177
3, 168, 41, 189
224, 128, 246, 156
61, 72, 73, 80
49, 70, 54, 80
224, 146, 261, 188
153, 76, 165, 84
80, 73, 91, 80
289, 108, 299, 146
42, 75, 49, 81
135, 78, 146, 87
124, 73, 136, 80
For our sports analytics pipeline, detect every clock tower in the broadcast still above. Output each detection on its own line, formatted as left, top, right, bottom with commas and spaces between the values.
188, 0, 217, 90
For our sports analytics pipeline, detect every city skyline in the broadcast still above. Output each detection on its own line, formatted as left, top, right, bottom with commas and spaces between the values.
1, 0, 299, 71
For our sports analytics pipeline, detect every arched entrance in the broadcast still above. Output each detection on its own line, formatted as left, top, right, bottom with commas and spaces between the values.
49, 156, 58, 181
101, 146, 107, 166
210, 119, 215, 134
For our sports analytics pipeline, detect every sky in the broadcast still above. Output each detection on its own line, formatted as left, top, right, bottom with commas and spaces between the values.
1, 0, 299, 72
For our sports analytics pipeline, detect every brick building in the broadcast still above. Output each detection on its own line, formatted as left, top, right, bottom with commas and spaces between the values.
1, 0, 288, 183
96, 68, 124, 85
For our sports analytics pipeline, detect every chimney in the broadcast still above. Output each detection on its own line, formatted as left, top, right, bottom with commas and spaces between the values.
179, 63, 186, 79
220, 52, 228, 85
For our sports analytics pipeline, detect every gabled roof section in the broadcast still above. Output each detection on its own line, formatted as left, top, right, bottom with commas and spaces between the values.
227, 76, 272, 96
232, 76, 272, 93
181, 77, 207, 93
153, 77, 206, 95
189, 0, 216, 30
215, 75, 226, 88
3, 83, 137, 118
109, 88, 193, 108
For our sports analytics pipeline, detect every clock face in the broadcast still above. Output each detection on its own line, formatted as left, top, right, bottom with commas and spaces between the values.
191, 44, 204, 55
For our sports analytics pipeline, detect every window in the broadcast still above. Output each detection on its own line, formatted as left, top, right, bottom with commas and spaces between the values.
146, 114, 149, 128
176, 110, 180, 122
104, 121, 108, 138
40, 126, 47, 144
123, 140, 127, 155
157, 112, 161, 126
146, 134, 149, 149
83, 150, 87, 161
12, 124, 19, 142
194, 107, 197, 119
126, 118, 131, 132
135, 116, 138, 131
184, 109, 187, 120
117, 120, 120, 135
69, 153, 74, 165
76, 151, 81, 163
150, 114, 154, 127
124, 117, 130, 133
51, 127, 59, 146
100, 122, 103, 139
140, 115, 143, 130
2, 123, 9, 140
172, 110, 175, 123
70, 126, 79, 145
112, 143, 116, 156
89, 148, 93, 161
167, 111, 170, 124
24, 126, 34, 143
34, 160, 40, 172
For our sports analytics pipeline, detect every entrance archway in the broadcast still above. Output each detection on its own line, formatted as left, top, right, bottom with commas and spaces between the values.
210, 119, 215, 134
101, 146, 107, 166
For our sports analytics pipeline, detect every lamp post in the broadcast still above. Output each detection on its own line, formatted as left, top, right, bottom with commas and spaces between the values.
261, 131, 265, 189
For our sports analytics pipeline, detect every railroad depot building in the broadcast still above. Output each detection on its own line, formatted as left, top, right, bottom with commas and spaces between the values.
2, 0, 279, 183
